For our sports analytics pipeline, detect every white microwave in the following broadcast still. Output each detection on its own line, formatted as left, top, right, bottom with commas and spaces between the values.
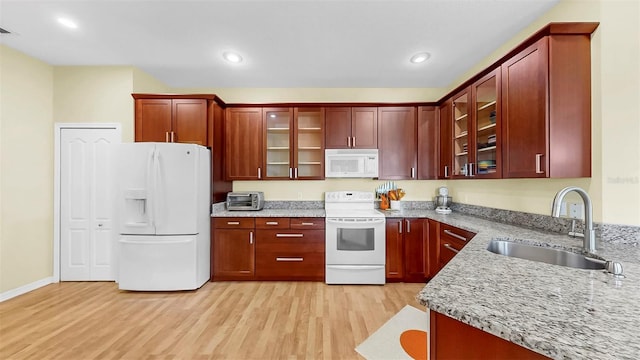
325, 149, 379, 178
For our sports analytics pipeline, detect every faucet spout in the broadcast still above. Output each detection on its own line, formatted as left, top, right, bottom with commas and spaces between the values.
551, 186, 596, 252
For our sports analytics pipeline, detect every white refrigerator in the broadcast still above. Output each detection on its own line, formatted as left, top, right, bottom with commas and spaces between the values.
115, 142, 210, 291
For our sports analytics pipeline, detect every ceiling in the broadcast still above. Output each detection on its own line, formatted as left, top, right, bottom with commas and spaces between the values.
0, 0, 560, 88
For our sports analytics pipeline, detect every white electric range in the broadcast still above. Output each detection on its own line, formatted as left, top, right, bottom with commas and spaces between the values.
324, 191, 386, 285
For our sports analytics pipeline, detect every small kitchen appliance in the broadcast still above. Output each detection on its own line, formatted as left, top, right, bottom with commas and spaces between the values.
226, 191, 265, 210
435, 186, 452, 214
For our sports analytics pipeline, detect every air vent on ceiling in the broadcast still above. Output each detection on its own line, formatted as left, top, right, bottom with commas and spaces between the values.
0, 27, 11, 34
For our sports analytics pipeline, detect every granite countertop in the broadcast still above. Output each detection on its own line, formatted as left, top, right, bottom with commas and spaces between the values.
393, 210, 640, 360
211, 208, 326, 218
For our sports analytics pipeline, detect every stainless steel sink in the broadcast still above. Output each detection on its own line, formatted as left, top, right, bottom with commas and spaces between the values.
487, 240, 606, 270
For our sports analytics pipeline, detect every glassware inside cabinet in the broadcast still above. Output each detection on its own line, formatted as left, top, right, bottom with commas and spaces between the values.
474, 76, 498, 175
265, 109, 291, 177
453, 92, 469, 176
295, 108, 323, 178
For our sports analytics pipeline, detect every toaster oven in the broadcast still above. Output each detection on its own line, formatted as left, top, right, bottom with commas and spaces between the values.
226, 192, 265, 211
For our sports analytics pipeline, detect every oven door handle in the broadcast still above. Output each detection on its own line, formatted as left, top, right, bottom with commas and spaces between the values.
326, 218, 385, 224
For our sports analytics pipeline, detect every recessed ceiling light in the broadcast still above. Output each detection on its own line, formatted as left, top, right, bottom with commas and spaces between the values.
57, 17, 78, 29
410, 52, 431, 64
223, 51, 243, 63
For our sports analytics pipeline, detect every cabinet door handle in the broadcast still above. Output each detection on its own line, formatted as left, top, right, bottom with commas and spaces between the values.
294, 167, 298, 179
227, 221, 240, 225
165, 132, 169, 142
265, 221, 279, 225
289, 168, 293, 178
444, 229, 468, 242
276, 233, 304, 238
170, 131, 175, 142
535, 154, 544, 174
347, 137, 351, 148
411, 167, 415, 179
444, 166, 449, 178
249, 231, 254, 244
405, 219, 411, 233
258, 167, 262, 179
353, 137, 356, 148
276, 257, 303, 262
443, 243, 460, 254
398, 221, 403, 234
468, 163, 474, 177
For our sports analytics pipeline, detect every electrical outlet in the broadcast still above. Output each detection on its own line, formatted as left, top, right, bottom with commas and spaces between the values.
569, 202, 582, 219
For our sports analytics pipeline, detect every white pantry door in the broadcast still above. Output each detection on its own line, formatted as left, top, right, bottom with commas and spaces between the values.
60, 128, 119, 281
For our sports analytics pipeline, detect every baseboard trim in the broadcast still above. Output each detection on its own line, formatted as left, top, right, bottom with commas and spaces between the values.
0, 277, 55, 302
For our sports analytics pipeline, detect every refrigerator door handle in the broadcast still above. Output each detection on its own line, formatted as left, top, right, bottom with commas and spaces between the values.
152, 147, 162, 229
145, 147, 155, 228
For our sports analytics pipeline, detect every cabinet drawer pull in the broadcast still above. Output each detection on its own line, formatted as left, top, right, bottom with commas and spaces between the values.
276, 233, 304, 238
443, 243, 460, 254
265, 221, 279, 225
300, 222, 315, 226
535, 154, 544, 174
443, 229, 468, 242
227, 221, 240, 225
276, 257, 303, 262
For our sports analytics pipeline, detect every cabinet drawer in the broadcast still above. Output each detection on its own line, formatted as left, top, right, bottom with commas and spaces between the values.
256, 217, 290, 229
255, 229, 325, 280
439, 224, 476, 244
439, 238, 464, 265
214, 217, 255, 229
290, 218, 325, 230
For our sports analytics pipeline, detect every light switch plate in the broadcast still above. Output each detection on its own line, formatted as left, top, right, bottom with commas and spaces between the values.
569, 202, 582, 219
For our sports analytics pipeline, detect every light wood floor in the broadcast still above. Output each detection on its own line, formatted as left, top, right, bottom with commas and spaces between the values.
0, 281, 426, 359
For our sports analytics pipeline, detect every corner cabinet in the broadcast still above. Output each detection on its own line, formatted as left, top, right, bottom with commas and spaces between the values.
502, 32, 593, 178
378, 107, 417, 180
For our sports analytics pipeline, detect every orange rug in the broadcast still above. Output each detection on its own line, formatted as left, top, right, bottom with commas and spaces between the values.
355, 305, 429, 360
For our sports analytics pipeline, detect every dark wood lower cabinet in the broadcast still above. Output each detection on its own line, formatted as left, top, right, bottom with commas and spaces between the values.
386, 218, 429, 283
430, 311, 549, 360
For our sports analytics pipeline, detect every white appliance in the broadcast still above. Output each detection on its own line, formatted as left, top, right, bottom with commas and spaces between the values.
325, 191, 386, 284
435, 186, 452, 214
325, 149, 379, 178
115, 142, 210, 291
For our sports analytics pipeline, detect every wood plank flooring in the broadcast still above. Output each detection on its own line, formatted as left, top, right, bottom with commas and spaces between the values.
0, 281, 426, 359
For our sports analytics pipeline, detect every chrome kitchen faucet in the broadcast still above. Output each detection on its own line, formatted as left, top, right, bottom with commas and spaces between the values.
551, 186, 597, 253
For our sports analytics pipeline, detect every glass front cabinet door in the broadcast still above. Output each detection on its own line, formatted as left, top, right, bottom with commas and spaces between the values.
452, 89, 471, 178
264, 108, 293, 179
472, 69, 501, 178
294, 108, 325, 179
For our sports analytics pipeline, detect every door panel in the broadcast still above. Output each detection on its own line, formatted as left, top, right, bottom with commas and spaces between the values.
172, 99, 207, 145
325, 107, 352, 149
352, 107, 378, 148
135, 99, 172, 142
60, 127, 119, 281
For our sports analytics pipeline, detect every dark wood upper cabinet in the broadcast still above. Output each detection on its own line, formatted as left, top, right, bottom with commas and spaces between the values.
417, 106, 438, 180
378, 106, 417, 180
225, 107, 263, 180
325, 107, 378, 149
502, 34, 592, 178
134, 97, 207, 145
471, 69, 502, 179
438, 100, 453, 179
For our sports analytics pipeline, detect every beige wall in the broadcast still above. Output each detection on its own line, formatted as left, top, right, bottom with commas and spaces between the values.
1, 0, 638, 295
0, 46, 54, 292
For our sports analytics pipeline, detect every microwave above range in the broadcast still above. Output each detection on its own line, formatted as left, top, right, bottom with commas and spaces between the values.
325, 149, 379, 178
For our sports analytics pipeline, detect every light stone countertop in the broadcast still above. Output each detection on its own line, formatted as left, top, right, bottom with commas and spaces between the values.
396, 210, 640, 360
211, 204, 639, 358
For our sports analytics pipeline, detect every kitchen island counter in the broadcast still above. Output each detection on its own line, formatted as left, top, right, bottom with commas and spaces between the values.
401, 210, 640, 359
